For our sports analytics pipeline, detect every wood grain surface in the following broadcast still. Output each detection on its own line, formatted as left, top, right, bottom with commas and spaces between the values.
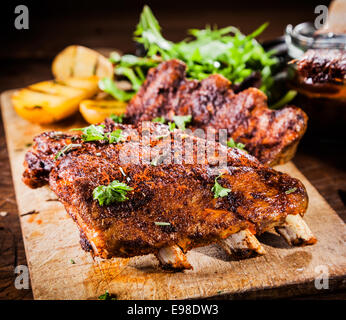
1, 1, 345, 299
1, 90, 345, 300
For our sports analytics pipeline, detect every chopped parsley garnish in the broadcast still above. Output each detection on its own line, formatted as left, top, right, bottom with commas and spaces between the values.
54, 143, 82, 161
71, 124, 106, 142
211, 174, 231, 198
107, 129, 124, 143
93, 180, 133, 206
154, 221, 171, 226
109, 113, 124, 123
152, 117, 166, 124
173, 115, 192, 130
168, 122, 176, 131
70, 259, 76, 264
71, 125, 124, 144
98, 290, 116, 300
285, 187, 297, 195
227, 138, 246, 151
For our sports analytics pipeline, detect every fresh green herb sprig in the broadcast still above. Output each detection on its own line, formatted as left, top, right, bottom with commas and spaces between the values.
100, 5, 281, 104
285, 187, 297, 195
98, 290, 116, 300
173, 115, 192, 130
212, 174, 231, 198
152, 117, 166, 123
168, 122, 176, 131
71, 125, 125, 144
107, 129, 124, 143
99, 77, 135, 101
227, 138, 246, 151
71, 125, 106, 142
93, 180, 133, 206
152, 116, 176, 131
54, 143, 82, 161
110, 113, 124, 123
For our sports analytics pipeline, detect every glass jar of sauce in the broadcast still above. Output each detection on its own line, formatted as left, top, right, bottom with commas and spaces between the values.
285, 22, 346, 136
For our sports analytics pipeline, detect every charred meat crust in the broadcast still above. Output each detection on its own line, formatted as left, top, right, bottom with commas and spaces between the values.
125, 59, 308, 166
22, 121, 308, 259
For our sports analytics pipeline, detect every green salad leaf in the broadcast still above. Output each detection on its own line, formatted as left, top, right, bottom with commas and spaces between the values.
101, 5, 285, 105
109, 113, 124, 123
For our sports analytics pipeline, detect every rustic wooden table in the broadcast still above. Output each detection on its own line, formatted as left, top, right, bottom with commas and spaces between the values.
0, 0, 345, 299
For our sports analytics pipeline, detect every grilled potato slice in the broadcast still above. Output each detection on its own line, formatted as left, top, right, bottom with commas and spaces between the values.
28, 81, 87, 98
12, 77, 99, 124
79, 99, 127, 124
59, 76, 99, 92
52, 45, 113, 80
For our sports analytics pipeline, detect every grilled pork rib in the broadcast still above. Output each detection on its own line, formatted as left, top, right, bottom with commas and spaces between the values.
23, 120, 315, 269
125, 59, 308, 166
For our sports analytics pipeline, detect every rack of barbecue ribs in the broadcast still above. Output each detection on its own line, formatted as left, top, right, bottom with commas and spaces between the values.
22, 119, 316, 271
125, 59, 308, 166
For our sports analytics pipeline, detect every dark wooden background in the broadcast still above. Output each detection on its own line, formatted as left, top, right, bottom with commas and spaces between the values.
0, 0, 345, 300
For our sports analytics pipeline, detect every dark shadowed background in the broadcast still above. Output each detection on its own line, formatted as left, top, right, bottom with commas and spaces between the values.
1, 0, 345, 300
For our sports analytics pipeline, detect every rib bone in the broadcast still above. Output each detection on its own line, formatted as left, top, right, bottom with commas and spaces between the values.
276, 214, 317, 246
156, 245, 193, 271
219, 229, 266, 259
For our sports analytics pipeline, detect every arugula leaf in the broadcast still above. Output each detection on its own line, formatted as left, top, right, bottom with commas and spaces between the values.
227, 138, 246, 151
104, 6, 281, 103
54, 143, 82, 161
93, 180, 133, 206
173, 115, 192, 130
270, 90, 297, 109
211, 174, 231, 198
99, 77, 134, 101
109, 51, 122, 64
115, 66, 143, 91
134, 5, 172, 53
109, 113, 124, 123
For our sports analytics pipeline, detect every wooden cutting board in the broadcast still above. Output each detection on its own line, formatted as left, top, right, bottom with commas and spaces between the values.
1, 89, 346, 300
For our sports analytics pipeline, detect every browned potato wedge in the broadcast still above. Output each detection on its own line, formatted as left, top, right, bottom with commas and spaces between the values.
52, 45, 113, 80
79, 99, 127, 124
59, 76, 99, 92
12, 77, 100, 124
12, 89, 82, 124
28, 81, 87, 98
